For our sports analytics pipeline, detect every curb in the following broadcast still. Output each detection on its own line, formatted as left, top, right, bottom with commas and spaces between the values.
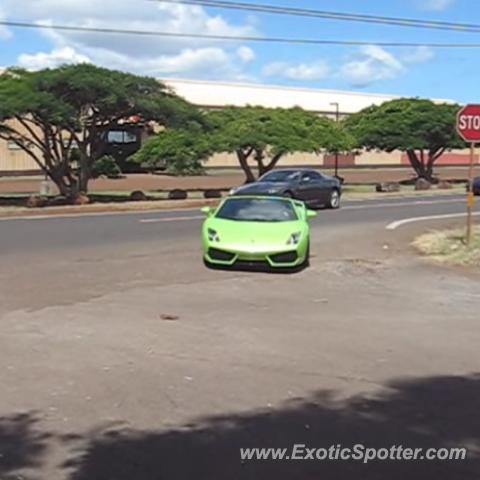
0, 198, 219, 219
0, 190, 465, 220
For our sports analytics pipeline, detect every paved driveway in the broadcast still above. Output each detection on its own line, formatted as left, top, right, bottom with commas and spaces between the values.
0, 195, 479, 479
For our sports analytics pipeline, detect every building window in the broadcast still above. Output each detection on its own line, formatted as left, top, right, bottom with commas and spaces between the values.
107, 130, 137, 144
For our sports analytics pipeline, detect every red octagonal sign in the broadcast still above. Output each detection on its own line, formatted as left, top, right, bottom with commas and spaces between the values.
457, 104, 480, 142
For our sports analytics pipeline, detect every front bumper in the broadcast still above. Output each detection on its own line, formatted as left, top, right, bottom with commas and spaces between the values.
203, 243, 304, 268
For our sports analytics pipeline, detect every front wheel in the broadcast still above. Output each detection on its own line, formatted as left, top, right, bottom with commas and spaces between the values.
301, 241, 310, 268
327, 189, 340, 209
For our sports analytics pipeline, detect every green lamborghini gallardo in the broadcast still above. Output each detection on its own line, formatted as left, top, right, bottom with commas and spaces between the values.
201, 196, 316, 270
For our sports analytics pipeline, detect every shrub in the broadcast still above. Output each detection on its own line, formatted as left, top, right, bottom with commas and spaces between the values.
130, 190, 147, 201
204, 189, 222, 199
168, 189, 188, 200
91, 156, 122, 179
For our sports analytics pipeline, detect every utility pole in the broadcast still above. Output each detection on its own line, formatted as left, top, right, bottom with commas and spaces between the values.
330, 102, 340, 177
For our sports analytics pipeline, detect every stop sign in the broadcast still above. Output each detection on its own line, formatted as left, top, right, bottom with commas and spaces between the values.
456, 104, 480, 142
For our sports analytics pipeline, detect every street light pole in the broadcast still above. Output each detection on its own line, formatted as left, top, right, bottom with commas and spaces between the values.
330, 102, 340, 177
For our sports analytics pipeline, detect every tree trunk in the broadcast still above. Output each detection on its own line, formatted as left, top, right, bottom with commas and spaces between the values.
425, 157, 434, 181
236, 149, 256, 183
48, 169, 75, 199
262, 152, 283, 176
406, 150, 429, 180
78, 161, 90, 194
255, 149, 268, 177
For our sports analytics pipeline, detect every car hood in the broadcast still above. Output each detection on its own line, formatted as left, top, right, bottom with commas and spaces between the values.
205, 217, 304, 245
233, 182, 288, 194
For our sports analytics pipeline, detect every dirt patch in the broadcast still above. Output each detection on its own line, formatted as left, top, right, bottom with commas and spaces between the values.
413, 227, 480, 268
0, 167, 477, 195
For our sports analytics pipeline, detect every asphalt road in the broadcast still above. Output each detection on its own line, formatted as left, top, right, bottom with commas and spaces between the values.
0, 193, 477, 256
1, 193, 479, 480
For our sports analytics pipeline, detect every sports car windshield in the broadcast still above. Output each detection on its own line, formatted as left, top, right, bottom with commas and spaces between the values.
216, 198, 298, 222
259, 171, 301, 183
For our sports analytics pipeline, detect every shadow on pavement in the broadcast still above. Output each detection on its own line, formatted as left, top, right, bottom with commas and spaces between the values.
62, 374, 480, 480
0, 411, 51, 480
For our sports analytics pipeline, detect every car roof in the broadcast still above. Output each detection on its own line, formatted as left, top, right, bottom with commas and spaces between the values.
263, 168, 317, 173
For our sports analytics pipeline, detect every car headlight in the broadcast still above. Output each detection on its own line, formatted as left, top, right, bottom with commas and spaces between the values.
208, 228, 220, 242
228, 188, 237, 195
287, 231, 301, 245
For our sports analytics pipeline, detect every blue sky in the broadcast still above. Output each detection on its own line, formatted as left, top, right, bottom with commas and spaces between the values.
0, 0, 478, 102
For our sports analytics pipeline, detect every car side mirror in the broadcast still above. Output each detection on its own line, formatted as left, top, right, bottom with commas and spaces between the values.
307, 210, 317, 219
201, 206, 212, 215
301, 177, 311, 183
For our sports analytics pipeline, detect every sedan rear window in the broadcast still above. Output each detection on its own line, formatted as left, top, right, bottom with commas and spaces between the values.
216, 198, 298, 222
259, 171, 301, 183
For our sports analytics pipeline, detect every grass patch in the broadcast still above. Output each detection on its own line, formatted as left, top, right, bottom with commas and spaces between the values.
413, 227, 480, 267
342, 185, 375, 194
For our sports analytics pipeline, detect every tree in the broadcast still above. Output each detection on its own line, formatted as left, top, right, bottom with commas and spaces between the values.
132, 127, 212, 175
0, 65, 201, 200
208, 106, 353, 183
344, 98, 465, 181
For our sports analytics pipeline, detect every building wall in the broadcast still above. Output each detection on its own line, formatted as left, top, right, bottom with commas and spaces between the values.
400, 149, 479, 166
2, 139, 479, 174
0, 119, 40, 173
0, 79, 473, 174
207, 149, 478, 169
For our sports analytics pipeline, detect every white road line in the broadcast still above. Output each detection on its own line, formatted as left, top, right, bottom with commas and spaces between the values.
139, 215, 204, 223
386, 212, 480, 230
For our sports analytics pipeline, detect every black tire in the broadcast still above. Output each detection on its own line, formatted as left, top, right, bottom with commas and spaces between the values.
302, 241, 310, 268
327, 189, 341, 209
283, 191, 294, 198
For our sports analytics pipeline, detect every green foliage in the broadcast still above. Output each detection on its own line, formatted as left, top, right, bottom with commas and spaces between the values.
0, 64, 201, 199
345, 98, 465, 180
133, 128, 210, 176
209, 106, 352, 155
91, 155, 122, 179
207, 106, 354, 181
32, 64, 204, 130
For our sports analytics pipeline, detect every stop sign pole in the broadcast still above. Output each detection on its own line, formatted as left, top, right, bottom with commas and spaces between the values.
456, 105, 480, 245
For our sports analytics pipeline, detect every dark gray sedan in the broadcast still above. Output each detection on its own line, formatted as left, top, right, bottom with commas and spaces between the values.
231, 168, 342, 209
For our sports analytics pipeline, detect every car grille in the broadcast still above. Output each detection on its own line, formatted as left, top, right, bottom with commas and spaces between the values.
269, 251, 298, 263
234, 259, 270, 269
208, 248, 235, 262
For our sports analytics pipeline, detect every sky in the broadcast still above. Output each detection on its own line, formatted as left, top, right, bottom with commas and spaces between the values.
0, 0, 478, 102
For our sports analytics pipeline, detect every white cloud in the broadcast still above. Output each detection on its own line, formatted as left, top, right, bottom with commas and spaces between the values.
417, 0, 455, 10
236, 46, 255, 63
263, 60, 330, 80
122, 47, 235, 77
403, 46, 434, 64
338, 45, 405, 87
261, 45, 434, 88
18, 47, 90, 70
1, 0, 258, 78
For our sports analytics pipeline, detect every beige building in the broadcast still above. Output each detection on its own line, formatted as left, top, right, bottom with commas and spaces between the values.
0, 118, 43, 174
0, 78, 470, 174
